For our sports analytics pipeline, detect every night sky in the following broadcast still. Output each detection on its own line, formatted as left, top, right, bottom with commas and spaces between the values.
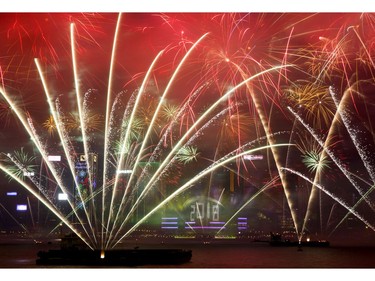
1, 11, 375, 247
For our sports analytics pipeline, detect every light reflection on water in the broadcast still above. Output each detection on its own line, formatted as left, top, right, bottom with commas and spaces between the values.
0, 240, 375, 268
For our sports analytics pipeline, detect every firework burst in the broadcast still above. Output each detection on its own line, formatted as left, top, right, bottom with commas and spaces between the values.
1, 13, 375, 249
284, 82, 336, 130
302, 149, 331, 173
43, 115, 56, 136
2, 147, 37, 181
175, 145, 199, 164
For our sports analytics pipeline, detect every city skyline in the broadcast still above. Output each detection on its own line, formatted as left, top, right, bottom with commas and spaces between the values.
1, 12, 375, 248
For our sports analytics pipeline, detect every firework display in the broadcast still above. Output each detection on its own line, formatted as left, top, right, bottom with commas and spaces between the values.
1, 13, 375, 250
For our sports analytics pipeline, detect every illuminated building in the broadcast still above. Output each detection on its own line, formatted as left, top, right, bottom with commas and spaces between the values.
74, 153, 98, 220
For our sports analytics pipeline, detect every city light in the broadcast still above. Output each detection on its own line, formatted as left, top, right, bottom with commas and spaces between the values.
244, 155, 263, 161
116, 170, 133, 174
6, 192, 17, 196
16, 204, 27, 211
47, 155, 61, 162
58, 193, 68, 201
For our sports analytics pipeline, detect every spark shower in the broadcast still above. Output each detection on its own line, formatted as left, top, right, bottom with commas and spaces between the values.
1, 13, 375, 250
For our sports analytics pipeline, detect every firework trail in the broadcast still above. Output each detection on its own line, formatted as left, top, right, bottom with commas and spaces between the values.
111, 143, 292, 248
105, 34, 208, 246
281, 167, 375, 232
1, 13, 375, 249
288, 106, 375, 239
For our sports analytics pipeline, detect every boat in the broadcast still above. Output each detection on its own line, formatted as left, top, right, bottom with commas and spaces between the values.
36, 233, 192, 266
36, 248, 192, 266
269, 232, 330, 247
